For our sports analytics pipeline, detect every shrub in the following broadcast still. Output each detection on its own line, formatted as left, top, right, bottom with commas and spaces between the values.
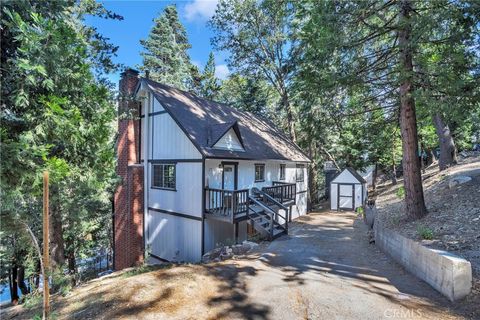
417, 225, 434, 240
396, 186, 405, 199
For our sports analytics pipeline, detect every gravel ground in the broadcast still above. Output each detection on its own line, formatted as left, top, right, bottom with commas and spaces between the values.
375, 155, 480, 317
2, 212, 473, 319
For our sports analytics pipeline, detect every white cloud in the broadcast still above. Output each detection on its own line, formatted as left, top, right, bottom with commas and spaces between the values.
215, 64, 229, 80
184, 0, 218, 22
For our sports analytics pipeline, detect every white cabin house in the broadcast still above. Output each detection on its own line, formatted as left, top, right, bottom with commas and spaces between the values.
330, 167, 367, 211
125, 75, 310, 263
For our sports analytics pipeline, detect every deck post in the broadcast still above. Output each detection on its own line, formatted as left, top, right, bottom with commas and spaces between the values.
234, 222, 239, 244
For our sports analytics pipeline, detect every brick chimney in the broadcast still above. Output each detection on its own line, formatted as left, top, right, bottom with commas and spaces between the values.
114, 68, 144, 270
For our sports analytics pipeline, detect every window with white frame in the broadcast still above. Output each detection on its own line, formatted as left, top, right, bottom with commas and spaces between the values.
296, 164, 305, 182
152, 163, 176, 190
280, 164, 286, 180
255, 164, 265, 182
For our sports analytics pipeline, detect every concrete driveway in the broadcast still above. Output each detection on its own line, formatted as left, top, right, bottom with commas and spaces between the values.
221, 211, 466, 320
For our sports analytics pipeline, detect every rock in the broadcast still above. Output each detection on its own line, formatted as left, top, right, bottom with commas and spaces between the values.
448, 176, 472, 189
365, 204, 376, 229
242, 240, 259, 250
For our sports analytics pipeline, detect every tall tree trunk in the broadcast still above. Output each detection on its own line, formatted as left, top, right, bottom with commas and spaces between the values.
391, 131, 398, 185
425, 149, 436, 166
9, 265, 19, 304
50, 187, 65, 269
282, 92, 296, 143
398, 0, 427, 219
391, 158, 398, 185
372, 163, 378, 191
17, 265, 29, 295
66, 236, 77, 286
307, 143, 315, 210
433, 112, 457, 170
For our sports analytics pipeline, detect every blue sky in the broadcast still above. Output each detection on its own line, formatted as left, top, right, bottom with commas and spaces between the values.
85, 0, 229, 85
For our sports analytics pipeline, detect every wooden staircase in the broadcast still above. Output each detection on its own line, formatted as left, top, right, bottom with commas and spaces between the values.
247, 188, 289, 240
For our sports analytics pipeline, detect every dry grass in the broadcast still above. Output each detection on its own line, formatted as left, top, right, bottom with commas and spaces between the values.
2, 263, 255, 320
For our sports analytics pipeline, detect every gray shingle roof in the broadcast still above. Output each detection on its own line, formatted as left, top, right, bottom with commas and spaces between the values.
141, 78, 310, 162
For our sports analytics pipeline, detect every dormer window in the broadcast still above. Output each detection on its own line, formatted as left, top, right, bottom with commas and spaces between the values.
210, 121, 245, 152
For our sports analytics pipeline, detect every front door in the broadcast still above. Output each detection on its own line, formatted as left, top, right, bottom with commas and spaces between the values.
338, 184, 354, 210
222, 164, 236, 190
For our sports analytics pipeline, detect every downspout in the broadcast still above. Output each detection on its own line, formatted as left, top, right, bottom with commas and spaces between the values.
143, 91, 151, 259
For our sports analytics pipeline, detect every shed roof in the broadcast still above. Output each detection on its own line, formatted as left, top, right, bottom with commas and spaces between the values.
140, 78, 310, 162
332, 167, 367, 184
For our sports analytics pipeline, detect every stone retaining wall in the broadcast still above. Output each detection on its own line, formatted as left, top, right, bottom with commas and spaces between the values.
375, 221, 472, 301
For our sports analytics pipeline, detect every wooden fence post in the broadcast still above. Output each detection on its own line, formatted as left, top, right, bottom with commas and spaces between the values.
43, 171, 50, 319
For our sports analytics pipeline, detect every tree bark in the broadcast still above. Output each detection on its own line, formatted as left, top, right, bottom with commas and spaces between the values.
50, 187, 65, 269
372, 163, 378, 191
282, 93, 296, 143
433, 112, 457, 170
66, 236, 77, 286
391, 159, 398, 185
17, 265, 29, 295
9, 265, 19, 304
398, 0, 427, 219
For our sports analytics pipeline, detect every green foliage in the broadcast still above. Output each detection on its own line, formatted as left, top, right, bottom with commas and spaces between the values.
417, 225, 434, 240
199, 52, 221, 100
396, 186, 406, 200
140, 5, 195, 90
22, 291, 43, 309
218, 74, 277, 116
1, 0, 118, 299
211, 0, 299, 139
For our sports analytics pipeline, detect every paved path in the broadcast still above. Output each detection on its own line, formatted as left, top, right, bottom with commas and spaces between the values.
223, 212, 465, 320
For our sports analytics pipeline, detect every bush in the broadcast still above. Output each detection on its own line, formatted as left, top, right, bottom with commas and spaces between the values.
417, 225, 434, 240
22, 291, 42, 309
396, 186, 405, 199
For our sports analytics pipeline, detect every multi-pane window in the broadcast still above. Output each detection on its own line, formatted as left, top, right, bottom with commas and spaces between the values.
255, 164, 265, 182
152, 164, 176, 190
296, 164, 305, 182
280, 164, 286, 180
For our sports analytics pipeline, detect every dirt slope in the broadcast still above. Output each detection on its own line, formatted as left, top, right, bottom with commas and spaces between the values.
375, 155, 480, 315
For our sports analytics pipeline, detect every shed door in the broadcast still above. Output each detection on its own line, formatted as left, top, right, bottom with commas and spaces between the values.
338, 184, 354, 210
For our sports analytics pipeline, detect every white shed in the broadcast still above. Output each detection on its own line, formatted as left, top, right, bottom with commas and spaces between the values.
330, 167, 367, 211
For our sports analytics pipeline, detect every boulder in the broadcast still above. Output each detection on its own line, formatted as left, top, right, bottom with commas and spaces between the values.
448, 176, 472, 189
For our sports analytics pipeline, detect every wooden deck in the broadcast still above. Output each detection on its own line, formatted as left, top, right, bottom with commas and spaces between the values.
205, 204, 266, 223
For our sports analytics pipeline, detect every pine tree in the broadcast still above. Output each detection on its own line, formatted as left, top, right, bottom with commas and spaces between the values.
140, 5, 193, 90
1, 0, 119, 296
200, 52, 221, 100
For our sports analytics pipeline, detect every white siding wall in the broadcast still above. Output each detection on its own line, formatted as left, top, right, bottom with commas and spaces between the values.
330, 183, 338, 210
204, 159, 308, 251
213, 128, 244, 151
148, 162, 202, 217
143, 95, 203, 262
354, 184, 362, 209
147, 211, 201, 262
150, 109, 201, 160
330, 169, 366, 211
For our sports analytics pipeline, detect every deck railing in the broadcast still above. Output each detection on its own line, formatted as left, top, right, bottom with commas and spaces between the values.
205, 188, 249, 222
262, 181, 296, 204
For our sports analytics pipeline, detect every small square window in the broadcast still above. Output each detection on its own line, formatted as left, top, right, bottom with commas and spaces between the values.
152, 163, 176, 190
296, 164, 305, 182
280, 164, 286, 180
255, 164, 265, 182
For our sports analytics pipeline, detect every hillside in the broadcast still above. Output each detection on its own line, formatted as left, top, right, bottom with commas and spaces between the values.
375, 154, 480, 305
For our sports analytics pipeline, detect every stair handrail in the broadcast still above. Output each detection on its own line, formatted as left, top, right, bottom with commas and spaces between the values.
252, 188, 289, 230
248, 195, 275, 238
